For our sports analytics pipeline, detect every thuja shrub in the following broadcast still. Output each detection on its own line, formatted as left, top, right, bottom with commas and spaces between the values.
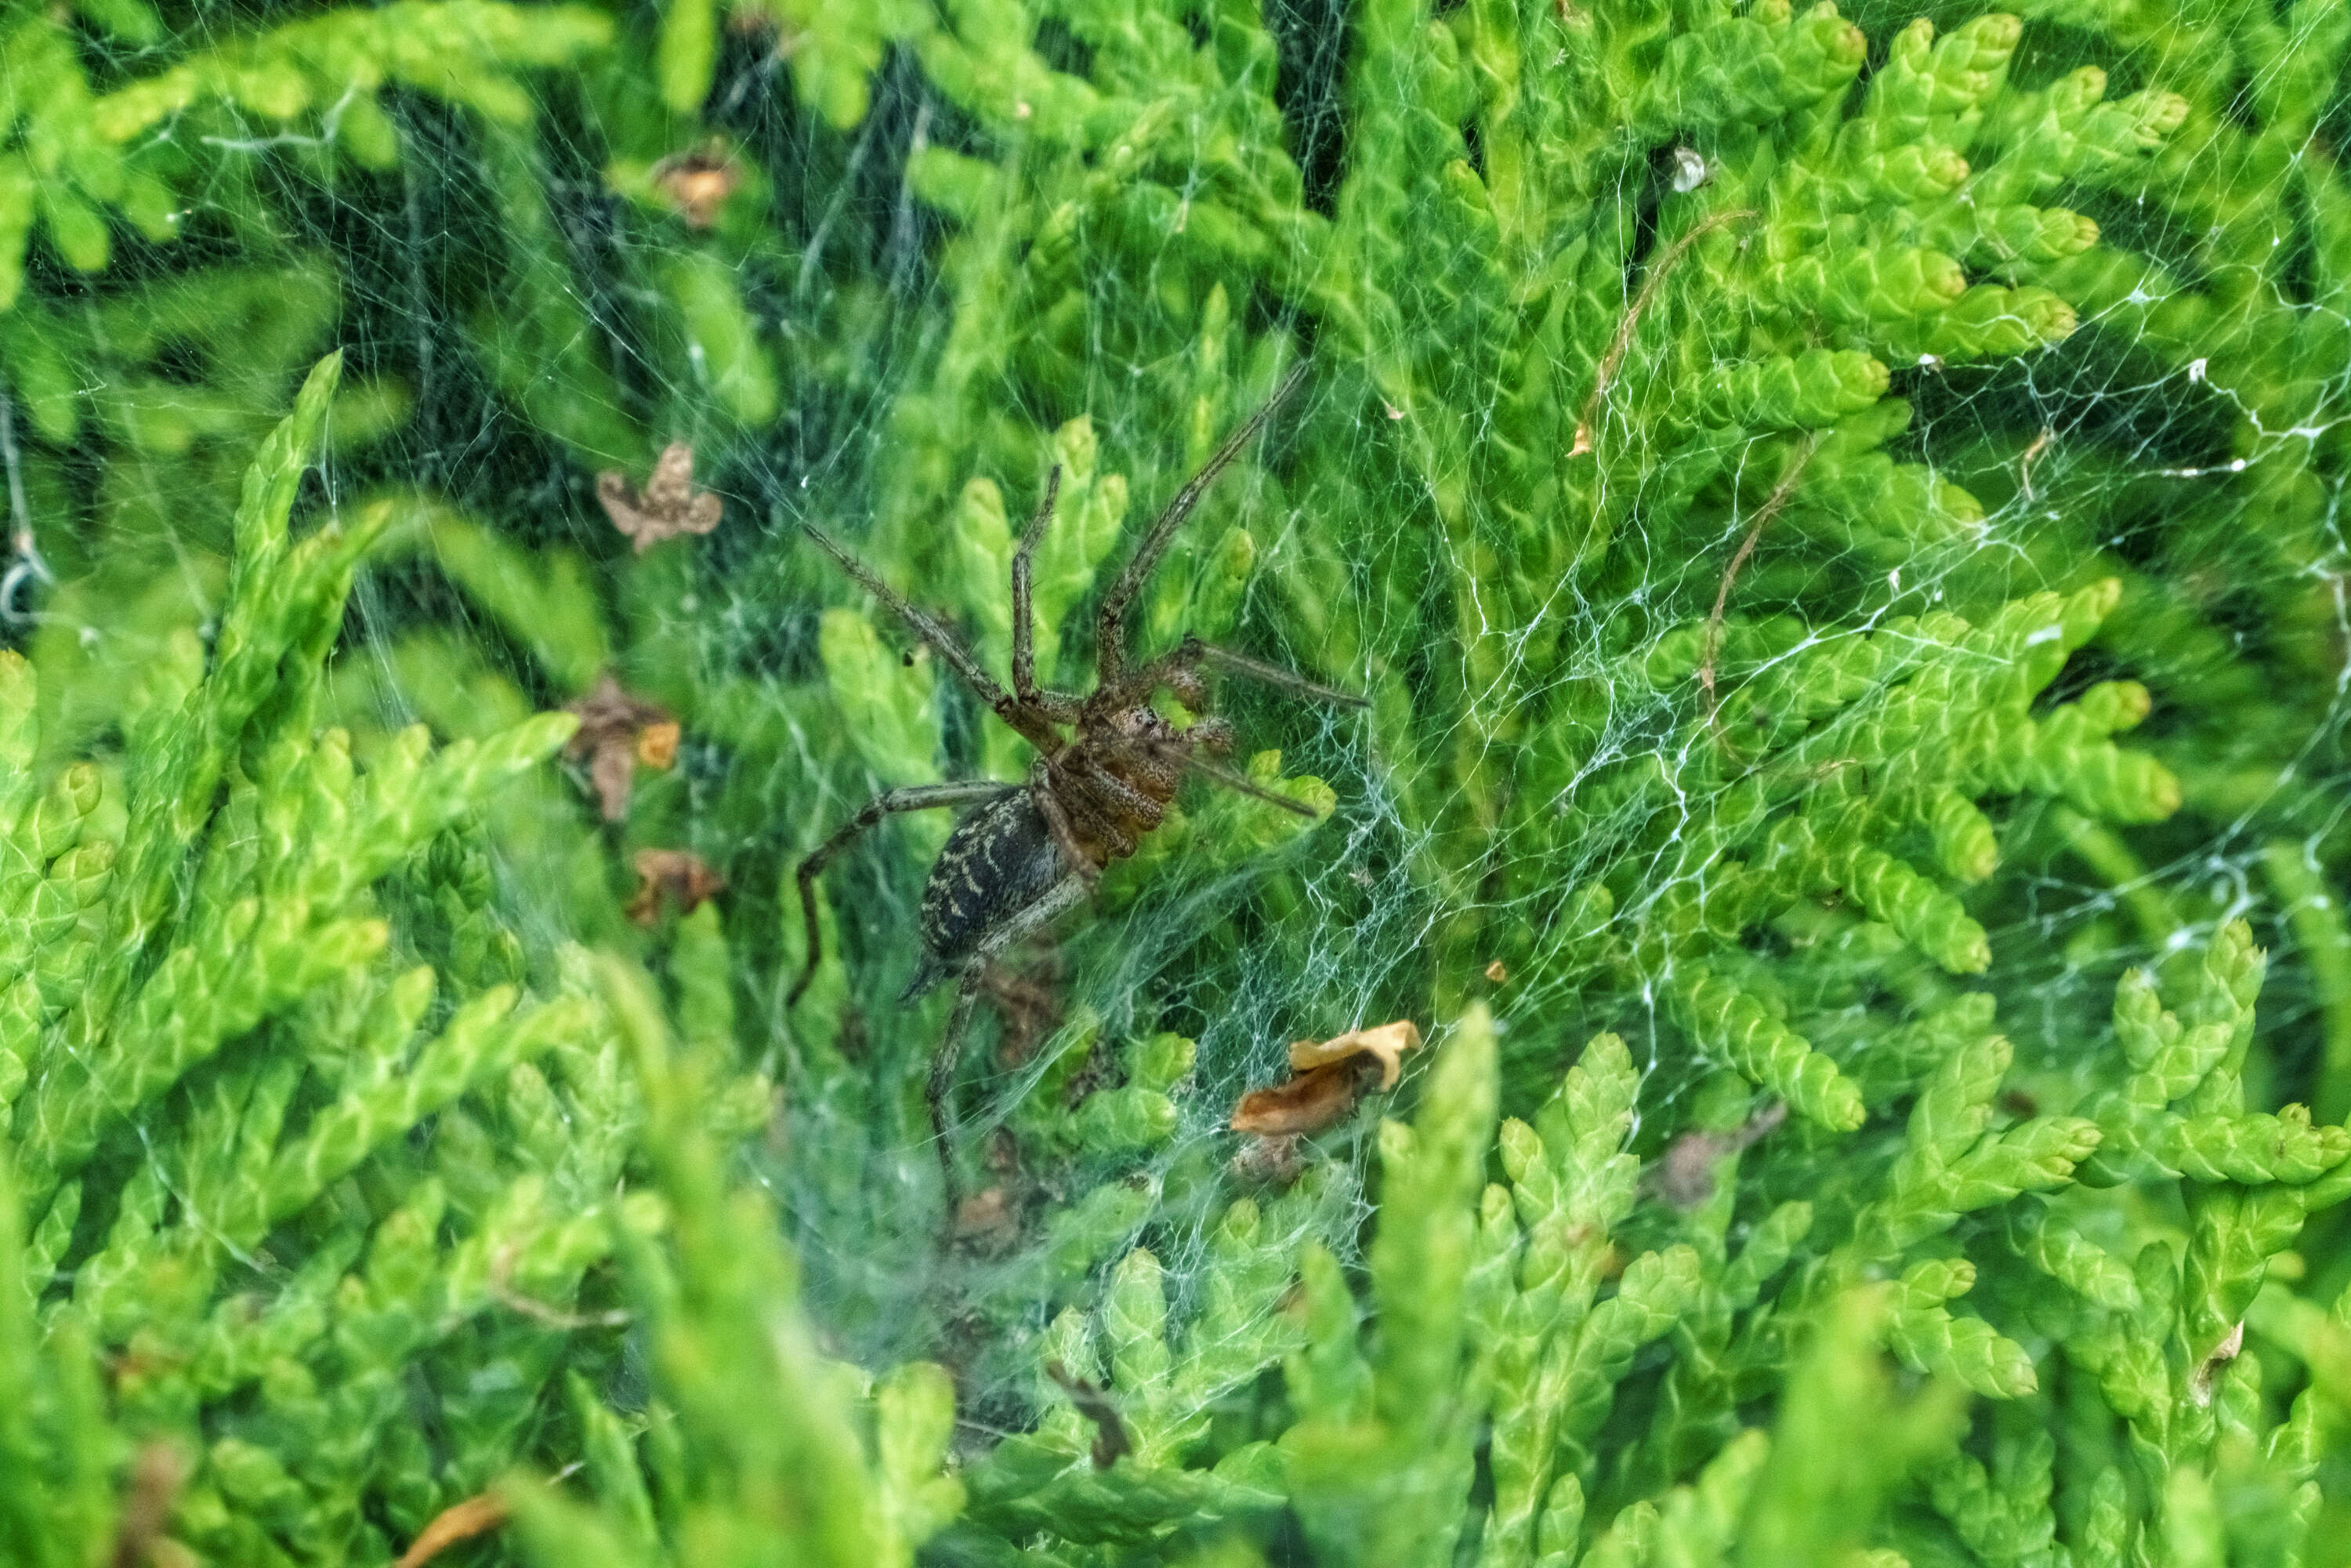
3, 0, 2350, 1563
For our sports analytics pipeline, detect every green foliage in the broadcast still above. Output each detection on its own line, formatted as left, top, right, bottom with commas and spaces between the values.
5, 0, 2351, 1563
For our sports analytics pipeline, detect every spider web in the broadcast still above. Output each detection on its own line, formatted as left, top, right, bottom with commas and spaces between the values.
6, 0, 2349, 1475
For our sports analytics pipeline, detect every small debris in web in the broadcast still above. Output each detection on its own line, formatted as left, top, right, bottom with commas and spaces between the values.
1573, 206, 1759, 463
636, 719, 680, 770
2188, 1320, 2244, 1407
627, 849, 724, 925
1045, 1360, 1132, 1470
1231, 1057, 1372, 1138
393, 1492, 509, 1568
983, 954, 1064, 1069
1230, 1131, 1305, 1186
1647, 1100, 1788, 1208
1286, 1019, 1422, 1088
109, 1442, 187, 1568
1484, 960, 1508, 984
564, 674, 677, 820
1697, 433, 1822, 746
651, 143, 741, 229
952, 1186, 1017, 1251
2016, 425, 2056, 502
489, 1240, 632, 1331
596, 442, 723, 552
1230, 1020, 1425, 1166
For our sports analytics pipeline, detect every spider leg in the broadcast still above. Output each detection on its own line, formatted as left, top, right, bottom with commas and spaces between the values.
1112, 635, 1367, 711
1066, 758, 1155, 859
1069, 751, 1167, 835
1177, 750, 1320, 818
1011, 465, 1063, 705
1031, 767, 1103, 885
787, 780, 1018, 1009
930, 873, 1090, 1220
801, 523, 1060, 750
1184, 715, 1236, 753
1183, 637, 1371, 708
1093, 361, 1310, 686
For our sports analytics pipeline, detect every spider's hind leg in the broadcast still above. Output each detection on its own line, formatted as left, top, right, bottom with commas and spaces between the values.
929, 872, 1091, 1231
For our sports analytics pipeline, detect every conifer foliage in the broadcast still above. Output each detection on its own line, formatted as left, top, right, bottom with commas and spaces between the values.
4, 0, 2350, 1563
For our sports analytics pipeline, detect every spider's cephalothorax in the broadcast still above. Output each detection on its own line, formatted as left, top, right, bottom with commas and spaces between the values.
785, 361, 1364, 1213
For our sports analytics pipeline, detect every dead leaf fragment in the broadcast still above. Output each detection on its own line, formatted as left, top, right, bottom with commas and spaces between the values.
627, 849, 724, 925
2189, 1320, 2245, 1407
953, 1186, 1016, 1248
1648, 1101, 1788, 1209
596, 442, 723, 553
1231, 1059, 1373, 1137
395, 1493, 510, 1568
110, 1443, 187, 1568
1287, 1019, 1422, 1090
651, 144, 741, 229
1231, 1020, 1424, 1139
1484, 960, 1508, 984
565, 675, 676, 820
636, 720, 681, 770
1045, 1360, 1132, 1470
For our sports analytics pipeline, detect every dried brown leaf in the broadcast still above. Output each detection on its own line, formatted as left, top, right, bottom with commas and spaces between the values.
635, 720, 681, 770
565, 675, 675, 820
394, 1494, 509, 1568
953, 1186, 1017, 1251
597, 442, 723, 552
1286, 1019, 1422, 1089
1230, 1059, 1372, 1136
651, 145, 741, 228
2190, 1320, 2245, 1407
1648, 1101, 1788, 1209
110, 1443, 187, 1568
628, 849, 724, 925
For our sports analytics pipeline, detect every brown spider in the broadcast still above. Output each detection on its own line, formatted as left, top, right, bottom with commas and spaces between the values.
786, 361, 1364, 1206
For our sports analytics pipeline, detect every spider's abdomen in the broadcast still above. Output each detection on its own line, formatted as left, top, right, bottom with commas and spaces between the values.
905, 791, 1065, 1000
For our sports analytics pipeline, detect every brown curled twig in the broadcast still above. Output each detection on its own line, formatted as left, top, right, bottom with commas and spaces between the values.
1697, 433, 1824, 748
394, 1494, 510, 1568
1045, 1360, 1132, 1469
394, 1467, 583, 1568
1572, 208, 1759, 459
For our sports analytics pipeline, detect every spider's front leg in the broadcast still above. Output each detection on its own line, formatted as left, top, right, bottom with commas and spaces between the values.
1117, 635, 1367, 712
1158, 665, 1241, 755
1093, 361, 1311, 684
1009, 465, 1081, 719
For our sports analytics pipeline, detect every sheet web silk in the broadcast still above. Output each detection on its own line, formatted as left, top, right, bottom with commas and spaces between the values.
3, 0, 2351, 1555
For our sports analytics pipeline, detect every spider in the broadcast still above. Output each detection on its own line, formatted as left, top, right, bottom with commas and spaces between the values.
786, 361, 1364, 1207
